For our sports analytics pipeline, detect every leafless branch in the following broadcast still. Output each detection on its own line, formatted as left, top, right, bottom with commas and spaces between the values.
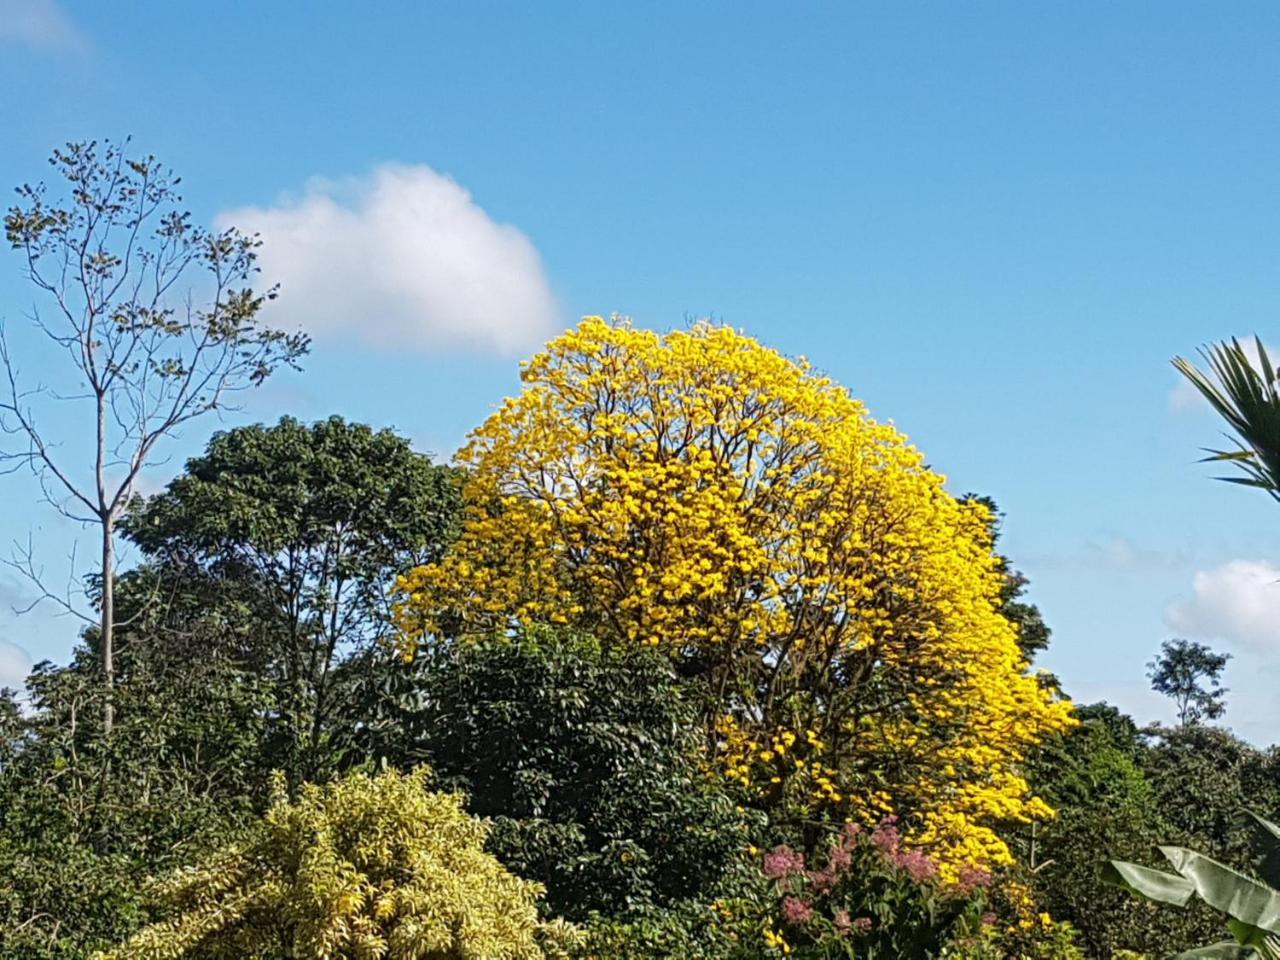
3, 534, 93, 624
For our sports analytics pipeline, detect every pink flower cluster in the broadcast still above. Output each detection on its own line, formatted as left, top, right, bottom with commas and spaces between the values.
866, 816, 943, 881
763, 845, 807, 880
782, 895, 814, 923
869, 816, 901, 856
895, 847, 939, 882
760, 816, 990, 940
957, 865, 993, 894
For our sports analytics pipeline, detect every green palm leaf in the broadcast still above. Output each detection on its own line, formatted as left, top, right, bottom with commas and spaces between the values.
1173, 336, 1280, 501
1248, 812, 1280, 890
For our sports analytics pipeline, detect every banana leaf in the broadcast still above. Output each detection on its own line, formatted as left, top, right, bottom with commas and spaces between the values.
1172, 943, 1258, 959
1102, 859, 1194, 906
1248, 812, 1280, 889
1161, 846, 1280, 940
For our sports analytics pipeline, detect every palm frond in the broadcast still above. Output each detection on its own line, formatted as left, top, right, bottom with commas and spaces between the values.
1173, 336, 1280, 501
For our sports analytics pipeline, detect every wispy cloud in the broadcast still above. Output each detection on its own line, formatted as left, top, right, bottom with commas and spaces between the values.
1085, 535, 1192, 572
0, 0, 87, 52
0, 640, 31, 693
1021, 535, 1191, 573
1165, 558, 1280, 654
218, 164, 561, 356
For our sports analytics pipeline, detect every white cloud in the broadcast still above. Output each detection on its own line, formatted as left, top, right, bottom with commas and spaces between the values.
218, 164, 560, 355
0, 641, 31, 692
1169, 337, 1277, 412
1165, 559, 1280, 654
0, 0, 87, 51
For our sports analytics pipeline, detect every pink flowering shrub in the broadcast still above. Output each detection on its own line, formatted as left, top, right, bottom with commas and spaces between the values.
757, 818, 997, 958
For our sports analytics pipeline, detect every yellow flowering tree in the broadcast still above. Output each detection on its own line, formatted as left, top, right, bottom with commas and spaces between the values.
396, 316, 1074, 873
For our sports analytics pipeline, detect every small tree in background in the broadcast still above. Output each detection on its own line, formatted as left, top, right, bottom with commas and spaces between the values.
1148, 638, 1230, 728
2, 139, 309, 732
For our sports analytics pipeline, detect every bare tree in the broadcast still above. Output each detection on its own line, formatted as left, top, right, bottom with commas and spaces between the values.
1, 140, 309, 732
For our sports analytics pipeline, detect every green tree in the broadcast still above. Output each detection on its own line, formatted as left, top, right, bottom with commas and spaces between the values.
341, 626, 756, 923
962, 494, 1051, 659
0, 417, 460, 955
2, 139, 308, 733
1017, 704, 1178, 958
0, 685, 19, 756
1148, 638, 1231, 728
1128, 724, 1280, 953
120, 415, 461, 783
0, 647, 266, 959
1142, 725, 1278, 867
1024, 707, 1280, 956
94, 769, 580, 960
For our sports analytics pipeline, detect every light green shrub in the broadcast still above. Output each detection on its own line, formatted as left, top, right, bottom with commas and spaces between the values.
95, 769, 580, 960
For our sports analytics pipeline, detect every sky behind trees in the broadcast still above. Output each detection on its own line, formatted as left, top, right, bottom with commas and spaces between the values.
2, 0, 1280, 739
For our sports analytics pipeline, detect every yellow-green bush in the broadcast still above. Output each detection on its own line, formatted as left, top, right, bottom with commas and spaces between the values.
94, 769, 579, 960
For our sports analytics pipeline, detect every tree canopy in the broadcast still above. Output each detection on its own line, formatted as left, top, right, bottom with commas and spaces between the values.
1147, 638, 1231, 728
396, 315, 1075, 873
120, 415, 461, 782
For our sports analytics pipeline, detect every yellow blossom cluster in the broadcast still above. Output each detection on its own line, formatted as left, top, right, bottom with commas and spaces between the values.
763, 925, 792, 954
717, 716, 845, 806
395, 315, 1075, 873
1001, 879, 1056, 934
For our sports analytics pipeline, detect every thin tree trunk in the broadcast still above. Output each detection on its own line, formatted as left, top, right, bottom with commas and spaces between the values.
101, 514, 115, 735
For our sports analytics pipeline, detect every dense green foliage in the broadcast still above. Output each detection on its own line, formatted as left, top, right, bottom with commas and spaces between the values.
0, 416, 462, 959
1143, 725, 1280, 879
342, 627, 756, 921
1018, 705, 1179, 957
0, 652, 262, 958
963, 494, 1052, 659
120, 415, 462, 785
1019, 709, 1280, 957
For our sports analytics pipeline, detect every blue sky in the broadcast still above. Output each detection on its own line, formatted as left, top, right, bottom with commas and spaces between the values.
2, 0, 1279, 738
